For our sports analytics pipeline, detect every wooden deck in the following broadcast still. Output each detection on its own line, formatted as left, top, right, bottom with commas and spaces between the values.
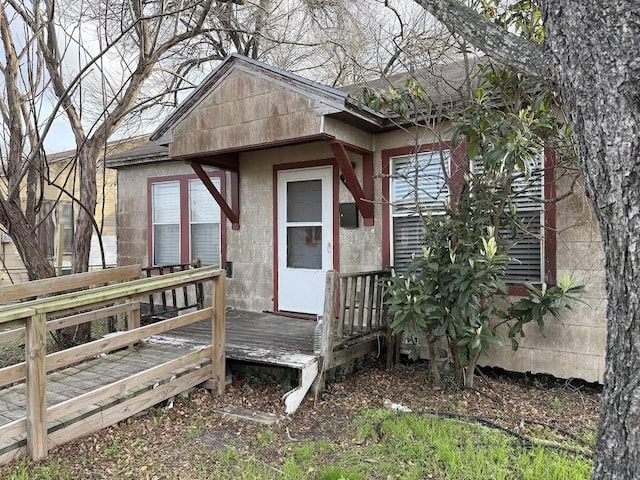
151, 309, 319, 416
0, 267, 391, 465
0, 309, 317, 464
158, 309, 315, 354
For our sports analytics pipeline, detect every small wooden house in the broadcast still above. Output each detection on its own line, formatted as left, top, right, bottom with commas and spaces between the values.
106, 54, 607, 383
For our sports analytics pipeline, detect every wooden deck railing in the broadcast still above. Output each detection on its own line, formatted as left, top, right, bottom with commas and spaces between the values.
319, 270, 392, 372
141, 261, 205, 323
0, 266, 226, 462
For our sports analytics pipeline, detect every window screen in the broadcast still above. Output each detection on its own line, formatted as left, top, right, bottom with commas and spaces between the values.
470, 154, 544, 283
391, 151, 450, 272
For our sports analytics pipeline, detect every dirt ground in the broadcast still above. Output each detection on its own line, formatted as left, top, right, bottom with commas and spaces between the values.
3, 360, 601, 479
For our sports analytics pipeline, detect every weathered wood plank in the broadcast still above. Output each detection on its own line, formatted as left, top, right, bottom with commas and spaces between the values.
212, 276, 226, 395
0, 302, 139, 346
47, 349, 211, 425
46, 307, 213, 373
0, 440, 25, 466
0, 265, 142, 305
345, 276, 357, 336
282, 357, 318, 414
331, 335, 384, 368
25, 313, 47, 461
0, 267, 222, 319
35, 267, 223, 315
356, 275, 366, 333
225, 346, 317, 369
0, 363, 27, 389
0, 307, 36, 327
46, 368, 210, 450
213, 408, 284, 425
365, 274, 375, 331
320, 271, 338, 370
0, 418, 26, 444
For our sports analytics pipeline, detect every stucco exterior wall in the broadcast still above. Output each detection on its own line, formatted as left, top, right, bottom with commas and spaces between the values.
225, 141, 383, 312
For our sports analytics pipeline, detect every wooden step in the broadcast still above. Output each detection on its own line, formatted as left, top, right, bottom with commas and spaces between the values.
224, 346, 319, 414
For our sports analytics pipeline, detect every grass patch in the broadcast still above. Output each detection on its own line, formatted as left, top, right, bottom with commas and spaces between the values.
0, 408, 593, 479
0, 460, 70, 480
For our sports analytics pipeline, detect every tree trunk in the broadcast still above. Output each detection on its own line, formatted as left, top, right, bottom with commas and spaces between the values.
55, 145, 99, 347
539, 2, 640, 477
72, 146, 98, 274
0, 201, 55, 281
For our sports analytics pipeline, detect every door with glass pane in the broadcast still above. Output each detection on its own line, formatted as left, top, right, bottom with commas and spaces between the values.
277, 167, 333, 314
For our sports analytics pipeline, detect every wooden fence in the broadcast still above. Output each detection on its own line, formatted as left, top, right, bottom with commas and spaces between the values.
0, 266, 226, 462
319, 270, 393, 374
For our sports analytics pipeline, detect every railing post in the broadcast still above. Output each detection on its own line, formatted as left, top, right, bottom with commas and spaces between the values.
25, 312, 47, 461
313, 271, 338, 396
320, 271, 338, 369
211, 273, 226, 395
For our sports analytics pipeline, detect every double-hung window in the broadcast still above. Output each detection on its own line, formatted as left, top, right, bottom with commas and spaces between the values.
469, 154, 545, 283
501, 155, 545, 283
390, 149, 450, 272
150, 175, 222, 267
152, 182, 181, 265
388, 146, 548, 284
189, 180, 221, 266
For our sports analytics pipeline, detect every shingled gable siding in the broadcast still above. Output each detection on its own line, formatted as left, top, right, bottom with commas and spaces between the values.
168, 70, 325, 158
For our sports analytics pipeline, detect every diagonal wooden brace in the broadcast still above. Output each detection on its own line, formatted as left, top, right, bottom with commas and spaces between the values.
191, 162, 240, 230
330, 141, 374, 226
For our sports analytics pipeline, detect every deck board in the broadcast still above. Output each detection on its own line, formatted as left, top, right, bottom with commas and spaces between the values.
0, 309, 318, 462
165, 309, 316, 354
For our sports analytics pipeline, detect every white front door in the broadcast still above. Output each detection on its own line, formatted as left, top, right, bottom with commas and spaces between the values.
277, 167, 333, 315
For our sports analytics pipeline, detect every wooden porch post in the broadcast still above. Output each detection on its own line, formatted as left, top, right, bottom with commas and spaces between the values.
25, 312, 47, 461
211, 274, 226, 395
319, 271, 338, 370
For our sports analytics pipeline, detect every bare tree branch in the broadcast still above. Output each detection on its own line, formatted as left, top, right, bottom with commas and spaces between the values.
411, 0, 550, 81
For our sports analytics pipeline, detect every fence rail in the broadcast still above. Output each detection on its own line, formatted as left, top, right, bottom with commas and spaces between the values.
0, 266, 226, 462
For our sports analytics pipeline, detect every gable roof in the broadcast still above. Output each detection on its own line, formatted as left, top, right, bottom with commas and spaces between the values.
108, 55, 481, 168
105, 141, 168, 168
150, 53, 388, 143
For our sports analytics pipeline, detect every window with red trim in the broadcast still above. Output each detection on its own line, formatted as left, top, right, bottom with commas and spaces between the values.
149, 175, 222, 267
386, 145, 554, 285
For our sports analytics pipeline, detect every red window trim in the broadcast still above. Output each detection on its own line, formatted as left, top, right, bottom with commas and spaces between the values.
147, 172, 227, 267
381, 143, 557, 296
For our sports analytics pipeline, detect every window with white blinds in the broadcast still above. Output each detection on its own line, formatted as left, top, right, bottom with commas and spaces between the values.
151, 177, 221, 267
498, 155, 544, 283
152, 182, 180, 265
390, 150, 546, 283
189, 179, 221, 266
391, 151, 450, 272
